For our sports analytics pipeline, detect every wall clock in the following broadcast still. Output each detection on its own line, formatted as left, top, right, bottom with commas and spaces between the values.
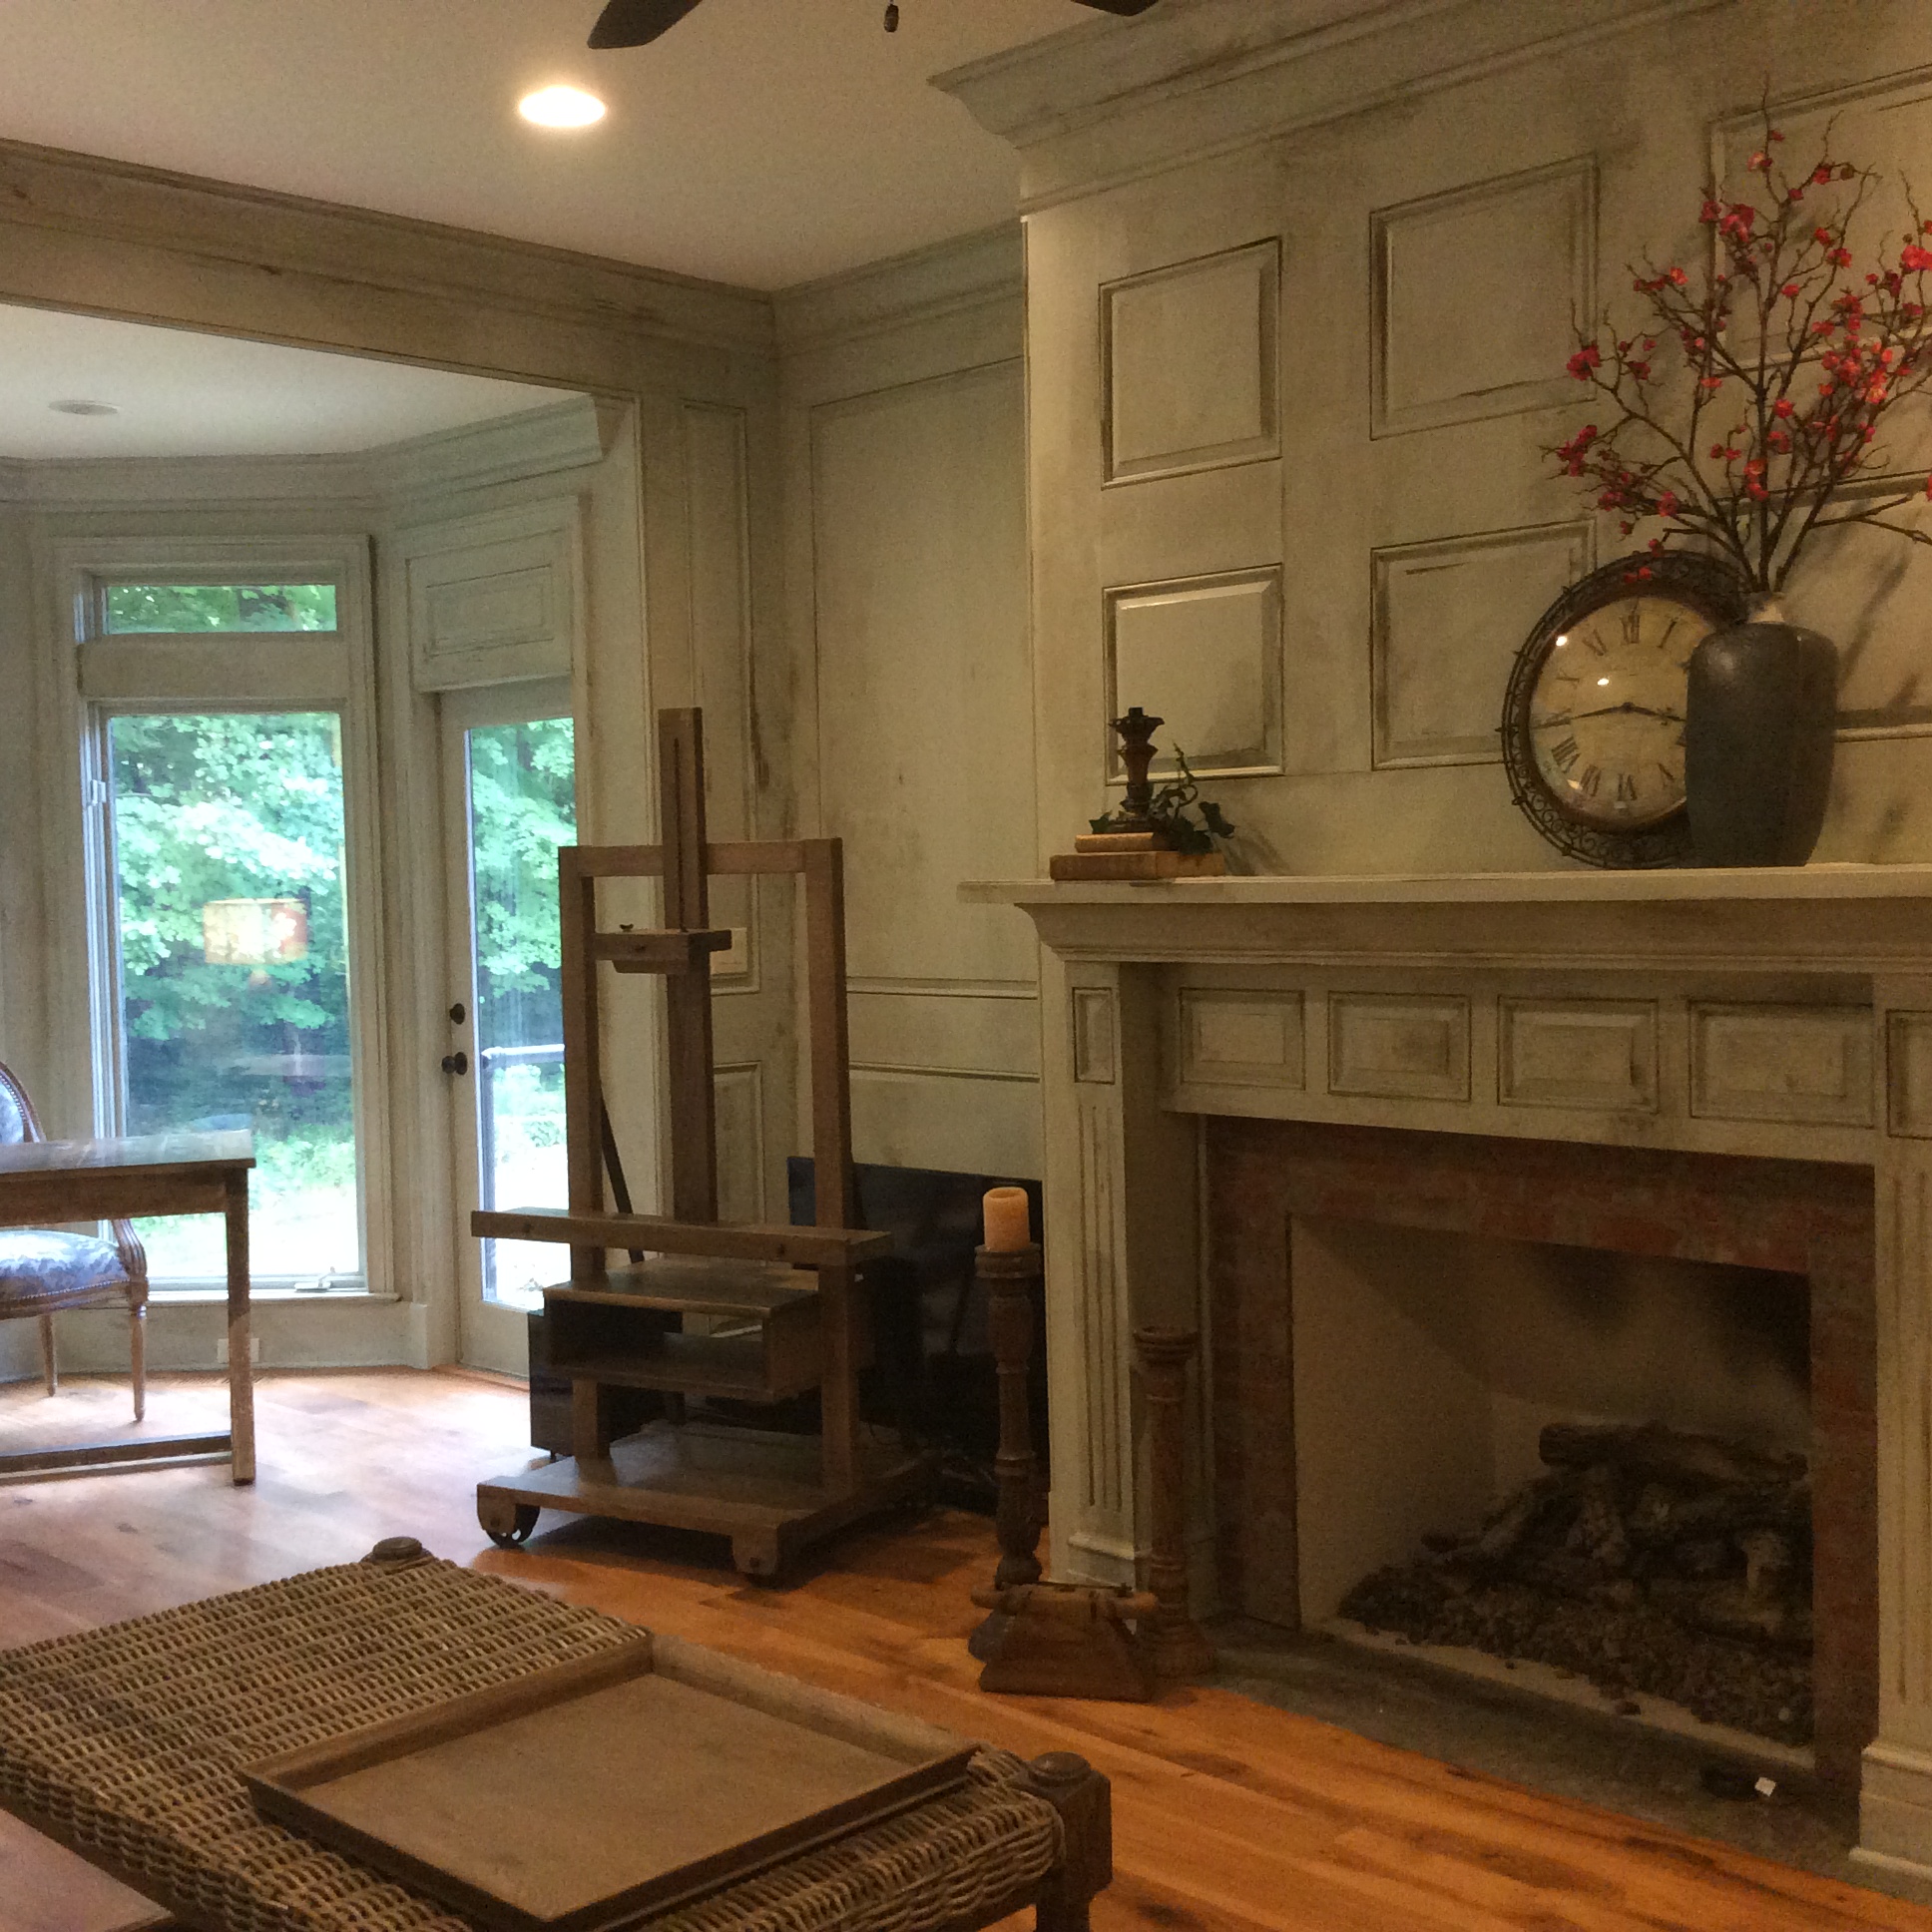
1501, 551, 1748, 868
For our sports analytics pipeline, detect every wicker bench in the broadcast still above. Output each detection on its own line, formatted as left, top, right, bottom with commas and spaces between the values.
0, 1544, 1110, 1932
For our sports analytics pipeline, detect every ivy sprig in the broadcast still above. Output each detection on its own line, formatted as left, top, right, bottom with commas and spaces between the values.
1091, 748, 1235, 855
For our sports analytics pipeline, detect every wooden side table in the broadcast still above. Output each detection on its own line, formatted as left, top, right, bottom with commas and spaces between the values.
0, 1131, 254, 1483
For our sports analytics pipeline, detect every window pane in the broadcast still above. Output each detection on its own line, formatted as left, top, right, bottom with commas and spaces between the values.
107, 712, 361, 1286
104, 584, 337, 634
469, 716, 575, 1308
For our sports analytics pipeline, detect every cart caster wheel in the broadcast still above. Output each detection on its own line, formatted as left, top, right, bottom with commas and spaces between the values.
732, 1536, 783, 1584
480, 1499, 540, 1548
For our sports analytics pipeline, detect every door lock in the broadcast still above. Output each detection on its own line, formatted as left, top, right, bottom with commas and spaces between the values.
440, 1051, 470, 1077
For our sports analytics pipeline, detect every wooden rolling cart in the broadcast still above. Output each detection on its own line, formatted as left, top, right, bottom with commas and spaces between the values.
474, 710, 932, 1579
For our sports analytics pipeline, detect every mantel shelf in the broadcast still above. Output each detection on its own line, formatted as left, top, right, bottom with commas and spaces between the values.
963, 863, 1932, 911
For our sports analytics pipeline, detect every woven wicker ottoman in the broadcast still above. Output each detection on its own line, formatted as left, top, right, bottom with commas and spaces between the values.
0, 1541, 1110, 1932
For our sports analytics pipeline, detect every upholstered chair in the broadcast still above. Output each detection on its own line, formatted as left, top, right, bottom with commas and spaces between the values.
0, 1061, 147, 1420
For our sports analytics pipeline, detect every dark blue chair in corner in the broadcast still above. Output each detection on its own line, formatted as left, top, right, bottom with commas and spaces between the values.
0, 1060, 147, 1421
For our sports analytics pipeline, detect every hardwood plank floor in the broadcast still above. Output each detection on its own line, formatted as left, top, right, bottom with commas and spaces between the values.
2, 1367, 1928, 1932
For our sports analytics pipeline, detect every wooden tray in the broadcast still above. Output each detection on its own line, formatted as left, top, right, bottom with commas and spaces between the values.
242, 1631, 975, 1931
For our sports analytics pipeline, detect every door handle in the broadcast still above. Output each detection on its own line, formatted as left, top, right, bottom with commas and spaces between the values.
441, 1052, 470, 1077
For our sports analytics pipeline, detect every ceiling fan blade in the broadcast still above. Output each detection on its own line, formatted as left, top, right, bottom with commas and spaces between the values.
1071, 0, 1161, 13
588, 0, 705, 49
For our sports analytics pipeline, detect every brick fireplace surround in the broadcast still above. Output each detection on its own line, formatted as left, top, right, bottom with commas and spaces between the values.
1207, 1116, 1875, 1790
967, 865, 1932, 1877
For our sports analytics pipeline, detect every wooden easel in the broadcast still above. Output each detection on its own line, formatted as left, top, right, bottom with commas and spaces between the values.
474, 709, 931, 1579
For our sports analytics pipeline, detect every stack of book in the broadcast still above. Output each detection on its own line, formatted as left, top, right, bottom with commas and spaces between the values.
1047, 829, 1226, 882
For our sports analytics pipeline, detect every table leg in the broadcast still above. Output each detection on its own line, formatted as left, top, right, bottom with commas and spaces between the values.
225, 1169, 255, 1485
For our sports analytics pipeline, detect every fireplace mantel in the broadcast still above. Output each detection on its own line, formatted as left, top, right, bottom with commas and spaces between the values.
964, 863, 1932, 973
965, 863, 1932, 1876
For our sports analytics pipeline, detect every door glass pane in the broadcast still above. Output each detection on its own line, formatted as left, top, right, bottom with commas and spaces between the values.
107, 712, 361, 1286
468, 716, 576, 1308
104, 584, 337, 634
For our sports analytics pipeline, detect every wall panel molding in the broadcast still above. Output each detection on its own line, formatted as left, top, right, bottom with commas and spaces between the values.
1371, 157, 1596, 438
1104, 566, 1282, 779
1102, 240, 1280, 484
398, 497, 582, 692
1371, 520, 1593, 767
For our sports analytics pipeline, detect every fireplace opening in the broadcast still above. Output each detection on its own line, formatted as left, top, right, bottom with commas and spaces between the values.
1292, 1217, 1814, 1751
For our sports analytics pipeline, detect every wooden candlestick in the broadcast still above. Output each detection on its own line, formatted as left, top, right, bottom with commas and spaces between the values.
967, 1239, 1157, 1700
1133, 1324, 1214, 1680
1113, 707, 1163, 831
968, 1243, 1044, 1666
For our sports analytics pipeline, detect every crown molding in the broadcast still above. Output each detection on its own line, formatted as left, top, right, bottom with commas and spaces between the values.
773, 224, 1024, 355
0, 394, 614, 516
935, 0, 1733, 209
367, 395, 610, 504
0, 137, 777, 364
6, 448, 377, 511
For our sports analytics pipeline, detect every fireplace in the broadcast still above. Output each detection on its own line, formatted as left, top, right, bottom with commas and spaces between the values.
965, 865, 1932, 1874
1205, 1117, 1874, 1787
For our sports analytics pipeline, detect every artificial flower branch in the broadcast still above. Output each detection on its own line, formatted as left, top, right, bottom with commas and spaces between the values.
1550, 112, 1932, 594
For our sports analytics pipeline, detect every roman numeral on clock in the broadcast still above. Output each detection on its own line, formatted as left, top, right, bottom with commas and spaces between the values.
1550, 735, 1580, 772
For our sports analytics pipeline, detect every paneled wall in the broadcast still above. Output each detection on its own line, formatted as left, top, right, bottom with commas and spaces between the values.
778, 231, 1041, 1178
948, 0, 1932, 877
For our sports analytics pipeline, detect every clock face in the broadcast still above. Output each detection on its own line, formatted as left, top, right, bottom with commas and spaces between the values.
1502, 551, 1747, 868
1526, 594, 1716, 830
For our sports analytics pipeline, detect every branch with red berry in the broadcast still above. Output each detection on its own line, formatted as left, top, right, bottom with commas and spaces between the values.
1549, 111, 1932, 594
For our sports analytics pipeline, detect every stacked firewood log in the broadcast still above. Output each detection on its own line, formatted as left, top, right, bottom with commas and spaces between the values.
1339, 1422, 1812, 1743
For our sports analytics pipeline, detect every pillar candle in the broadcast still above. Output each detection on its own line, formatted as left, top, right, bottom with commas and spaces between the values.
982, 1186, 1032, 1251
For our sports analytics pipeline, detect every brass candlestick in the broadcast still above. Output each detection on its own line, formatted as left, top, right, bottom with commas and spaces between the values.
1133, 1324, 1214, 1679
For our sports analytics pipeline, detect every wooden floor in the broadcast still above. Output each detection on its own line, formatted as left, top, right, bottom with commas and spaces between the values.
3, 1368, 1930, 1932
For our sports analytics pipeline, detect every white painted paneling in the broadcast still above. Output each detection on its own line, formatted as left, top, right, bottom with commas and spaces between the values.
1372, 159, 1596, 437
1103, 241, 1280, 483
1690, 1003, 1875, 1127
811, 359, 1032, 989
714, 1062, 767, 1223
1372, 523, 1592, 767
1500, 999, 1658, 1112
399, 499, 581, 692
1105, 567, 1281, 778
851, 1067, 1041, 1177
1328, 992, 1471, 1103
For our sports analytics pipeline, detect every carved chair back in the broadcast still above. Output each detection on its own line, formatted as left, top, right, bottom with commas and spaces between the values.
0, 1060, 43, 1148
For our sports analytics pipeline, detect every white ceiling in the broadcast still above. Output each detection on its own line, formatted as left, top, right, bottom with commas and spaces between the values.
0, 303, 564, 461
0, 0, 1103, 291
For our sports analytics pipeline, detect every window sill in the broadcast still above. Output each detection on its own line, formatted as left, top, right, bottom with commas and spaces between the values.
146, 1286, 401, 1308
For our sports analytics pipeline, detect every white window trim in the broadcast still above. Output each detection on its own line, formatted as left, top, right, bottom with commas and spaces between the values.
36, 532, 394, 1301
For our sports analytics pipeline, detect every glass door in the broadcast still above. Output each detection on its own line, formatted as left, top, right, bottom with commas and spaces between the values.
442, 681, 577, 1374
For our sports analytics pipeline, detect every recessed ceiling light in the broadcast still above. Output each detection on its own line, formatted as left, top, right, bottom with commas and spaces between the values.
519, 85, 607, 129
48, 399, 119, 417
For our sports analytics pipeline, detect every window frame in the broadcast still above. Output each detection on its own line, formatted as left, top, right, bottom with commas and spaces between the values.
40, 533, 392, 1301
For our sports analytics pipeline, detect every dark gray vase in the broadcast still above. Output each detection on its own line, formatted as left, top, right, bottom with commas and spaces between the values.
1685, 596, 1837, 867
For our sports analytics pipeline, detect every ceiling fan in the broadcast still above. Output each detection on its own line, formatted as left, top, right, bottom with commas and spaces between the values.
589, 0, 1159, 51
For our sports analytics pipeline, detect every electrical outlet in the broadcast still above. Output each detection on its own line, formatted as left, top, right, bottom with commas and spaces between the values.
215, 1335, 261, 1367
